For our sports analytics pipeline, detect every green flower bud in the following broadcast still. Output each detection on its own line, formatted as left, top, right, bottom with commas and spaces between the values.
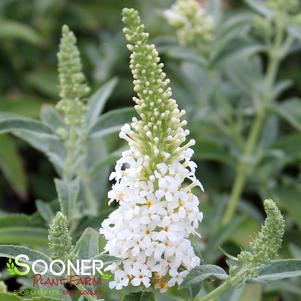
238, 199, 285, 278
122, 8, 196, 178
164, 0, 214, 48
56, 25, 90, 126
48, 212, 75, 262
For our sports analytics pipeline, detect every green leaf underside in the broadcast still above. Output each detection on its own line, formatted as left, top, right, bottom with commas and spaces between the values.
250, 259, 301, 283
181, 264, 229, 287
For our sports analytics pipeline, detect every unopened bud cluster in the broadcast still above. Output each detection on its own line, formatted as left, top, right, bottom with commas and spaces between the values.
165, 0, 214, 48
56, 25, 90, 126
238, 199, 285, 280
100, 8, 204, 292
48, 212, 75, 263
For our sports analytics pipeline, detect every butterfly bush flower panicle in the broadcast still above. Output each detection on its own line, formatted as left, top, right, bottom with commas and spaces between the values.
164, 0, 214, 48
48, 212, 75, 263
56, 25, 90, 126
100, 8, 204, 292
237, 199, 285, 280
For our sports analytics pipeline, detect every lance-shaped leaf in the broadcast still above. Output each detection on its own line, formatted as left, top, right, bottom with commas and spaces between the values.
55, 178, 80, 221
0, 134, 27, 197
0, 113, 53, 135
181, 265, 229, 288
274, 98, 301, 132
250, 259, 301, 283
0, 245, 51, 273
36, 200, 55, 224
89, 107, 135, 138
75, 228, 99, 259
87, 77, 118, 128
0, 227, 48, 247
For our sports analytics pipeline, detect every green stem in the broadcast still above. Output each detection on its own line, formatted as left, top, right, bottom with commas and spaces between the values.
64, 126, 77, 182
196, 280, 232, 301
222, 20, 286, 224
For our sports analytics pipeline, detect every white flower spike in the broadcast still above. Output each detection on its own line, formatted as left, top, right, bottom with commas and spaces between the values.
100, 8, 204, 291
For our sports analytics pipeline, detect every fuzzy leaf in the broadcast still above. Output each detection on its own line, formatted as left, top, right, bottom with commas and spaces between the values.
244, 0, 273, 17
35, 200, 55, 224
0, 134, 27, 197
250, 259, 301, 283
181, 265, 229, 287
75, 228, 99, 259
0, 113, 53, 135
87, 77, 118, 128
275, 98, 301, 132
89, 107, 135, 138
0, 245, 51, 273
55, 178, 80, 220
40, 105, 65, 132
0, 227, 48, 247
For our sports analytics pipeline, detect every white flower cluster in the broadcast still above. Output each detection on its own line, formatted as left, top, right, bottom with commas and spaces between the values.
100, 7, 204, 292
100, 125, 203, 291
165, 0, 214, 47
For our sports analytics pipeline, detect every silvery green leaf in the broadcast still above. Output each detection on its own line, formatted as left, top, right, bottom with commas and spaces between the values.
181, 265, 229, 288
0, 227, 48, 247
89, 147, 125, 176
0, 113, 53, 135
40, 105, 65, 132
89, 107, 135, 138
250, 260, 301, 283
274, 98, 301, 132
288, 26, 301, 42
35, 200, 55, 224
0, 134, 27, 197
55, 178, 80, 221
75, 227, 99, 259
0, 245, 51, 270
87, 77, 118, 129
244, 0, 273, 17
